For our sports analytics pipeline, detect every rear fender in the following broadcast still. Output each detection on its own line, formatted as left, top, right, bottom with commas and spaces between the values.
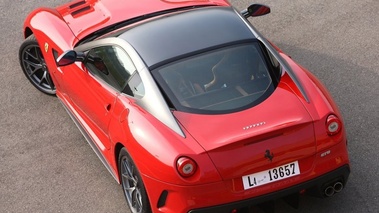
282, 54, 346, 151
282, 54, 342, 118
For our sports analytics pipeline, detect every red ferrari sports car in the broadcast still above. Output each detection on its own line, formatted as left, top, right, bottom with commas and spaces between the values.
19, 0, 350, 212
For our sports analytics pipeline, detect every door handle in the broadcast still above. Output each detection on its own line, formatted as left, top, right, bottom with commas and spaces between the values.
105, 104, 111, 111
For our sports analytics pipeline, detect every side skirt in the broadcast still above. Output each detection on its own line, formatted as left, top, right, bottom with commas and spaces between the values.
58, 97, 119, 183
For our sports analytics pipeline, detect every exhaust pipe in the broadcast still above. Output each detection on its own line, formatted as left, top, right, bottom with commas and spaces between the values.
324, 186, 335, 197
333, 182, 344, 193
324, 181, 344, 197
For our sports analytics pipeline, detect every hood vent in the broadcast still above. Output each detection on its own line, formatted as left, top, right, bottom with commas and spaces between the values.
71, 6, 92, 17
69, 0, 86, 9
67, 0, 93, 18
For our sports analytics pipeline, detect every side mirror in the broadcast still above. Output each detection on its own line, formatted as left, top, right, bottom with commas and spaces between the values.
241, 4, 270, 18
56, 50, 85, 66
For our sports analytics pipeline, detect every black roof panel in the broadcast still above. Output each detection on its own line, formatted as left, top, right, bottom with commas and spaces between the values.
119, 7, 255, 68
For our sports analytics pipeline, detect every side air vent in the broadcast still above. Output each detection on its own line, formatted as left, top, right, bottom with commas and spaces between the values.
69, 0, 86, 9
157, 190, 168, 208
52, 49, 59, 64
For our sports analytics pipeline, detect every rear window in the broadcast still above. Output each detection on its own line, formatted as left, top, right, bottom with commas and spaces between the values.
153, 42, 279, 114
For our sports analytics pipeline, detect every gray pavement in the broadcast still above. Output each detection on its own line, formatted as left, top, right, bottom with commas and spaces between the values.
1, 0, 378, 212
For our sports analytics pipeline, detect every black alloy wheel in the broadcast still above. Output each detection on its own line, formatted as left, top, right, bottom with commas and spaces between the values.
118, 148, 151, 213
19, 35, 56, 95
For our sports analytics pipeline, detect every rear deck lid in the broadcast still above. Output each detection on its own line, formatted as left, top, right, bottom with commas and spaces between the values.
174, 81, 316, 180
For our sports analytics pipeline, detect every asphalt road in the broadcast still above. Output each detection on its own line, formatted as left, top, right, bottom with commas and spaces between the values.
1, 0, 378, 212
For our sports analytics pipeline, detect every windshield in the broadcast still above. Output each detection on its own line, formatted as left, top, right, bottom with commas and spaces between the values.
153, 42, 280, 114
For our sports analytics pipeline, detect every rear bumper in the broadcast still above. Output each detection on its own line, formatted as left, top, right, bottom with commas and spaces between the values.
189, 165, 350, 213
145, 139, 350, 213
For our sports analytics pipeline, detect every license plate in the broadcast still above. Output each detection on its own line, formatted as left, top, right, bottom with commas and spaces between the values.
242, 161, 300, 190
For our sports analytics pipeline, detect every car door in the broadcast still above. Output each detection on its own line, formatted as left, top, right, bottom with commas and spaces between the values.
61, 44, 136, 151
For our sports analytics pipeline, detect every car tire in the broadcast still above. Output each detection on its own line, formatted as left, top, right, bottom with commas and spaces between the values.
118, 148, 151, 213
19, 35, 56, 95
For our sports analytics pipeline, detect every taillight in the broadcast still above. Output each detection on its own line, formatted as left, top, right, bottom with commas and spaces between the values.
326, 114, 342, 136
176, 157, 197, 177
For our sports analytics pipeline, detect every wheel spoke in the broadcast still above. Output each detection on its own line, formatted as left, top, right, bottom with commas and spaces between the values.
123, 160, 133, 178
134, 191, 143, 211
126, 160, 135, 177
28, 66, 43, 77
39, 71, 47, 86
124, 185, 136, 193
45, 73, 55, 89
121, 172, 133, 181
23, 59, 43, 70
24, 48, 39, 61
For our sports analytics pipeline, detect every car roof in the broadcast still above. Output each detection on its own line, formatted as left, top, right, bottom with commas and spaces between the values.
56, 0, 230, 41
118, 7, 256, 68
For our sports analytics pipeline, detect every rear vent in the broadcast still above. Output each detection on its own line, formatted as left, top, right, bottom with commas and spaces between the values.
69, 0, 86, 9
